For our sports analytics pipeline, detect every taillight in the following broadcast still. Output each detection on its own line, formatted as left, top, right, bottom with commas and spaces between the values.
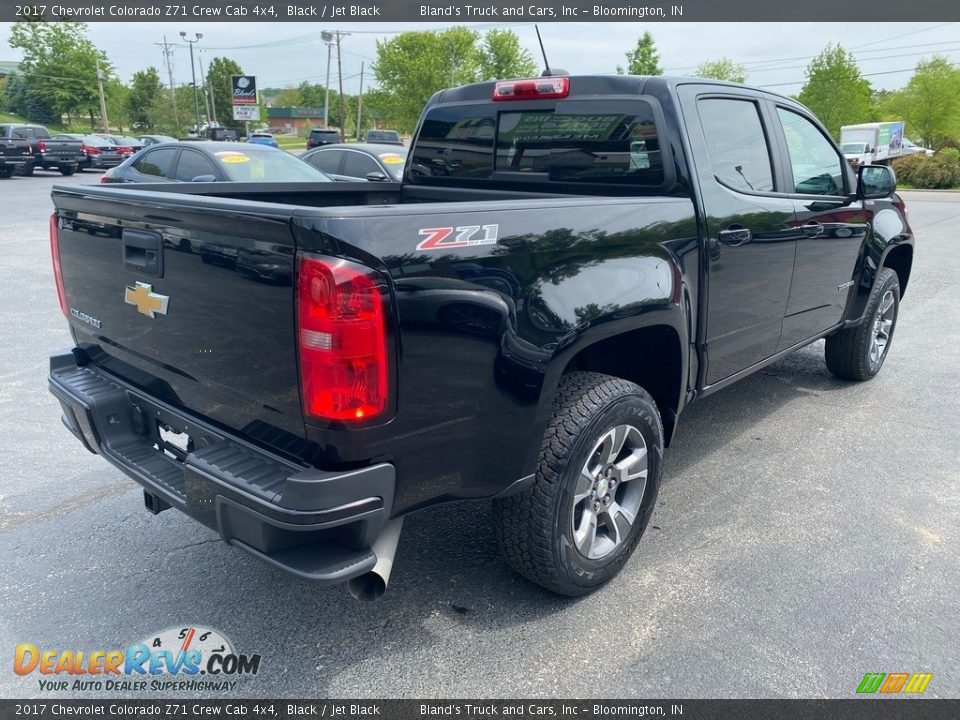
493, 76, 570, 101
37, 140, 47, 152
117, 146, 132, 156
296, 253, 388, 422
85, 145, 101, 156
49, 214, 68, 317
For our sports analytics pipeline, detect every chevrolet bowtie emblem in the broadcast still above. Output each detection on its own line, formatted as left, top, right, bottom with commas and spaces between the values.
124, 282, 169, 318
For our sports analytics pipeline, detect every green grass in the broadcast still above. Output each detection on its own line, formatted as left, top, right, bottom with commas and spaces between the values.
0, 111, 27, 123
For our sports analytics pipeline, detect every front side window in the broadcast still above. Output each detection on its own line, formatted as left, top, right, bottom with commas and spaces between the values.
343, 152, 380, 178
175, 150, 218, 182
698, 98, 774, 193
777, 108, 845, 196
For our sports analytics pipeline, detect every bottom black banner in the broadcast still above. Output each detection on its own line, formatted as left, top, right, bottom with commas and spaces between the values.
0, 700, 957, 720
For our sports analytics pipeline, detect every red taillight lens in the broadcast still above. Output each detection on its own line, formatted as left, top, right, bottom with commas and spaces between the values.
296, 254, 388, 422
49, 213, 68, 317
117, 146, 132, 156
493, 76, 570, 101
37, 140, 47, 152
85, 145, 101, 155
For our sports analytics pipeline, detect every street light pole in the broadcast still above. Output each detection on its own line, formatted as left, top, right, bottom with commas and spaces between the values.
180, 31, 203, 133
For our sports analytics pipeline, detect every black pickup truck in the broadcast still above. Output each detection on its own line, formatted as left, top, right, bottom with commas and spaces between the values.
47, 76, 913, 599
3, 123, 83, 176
0, 123, 36, 177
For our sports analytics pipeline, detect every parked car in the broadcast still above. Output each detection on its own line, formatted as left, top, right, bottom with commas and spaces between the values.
48, 75, 913, 600
246, 132, 279, 148
301, 143, 407, 182
101, 141, 333, 183
95, 134, 144, 154
55, 134, 128, 171
2, 124, 82, 176
0, 123, 36, 178
138, 135, 179, 147
901, 139, 934, 157
364, 129, 403, 146
306, 127, 342, 149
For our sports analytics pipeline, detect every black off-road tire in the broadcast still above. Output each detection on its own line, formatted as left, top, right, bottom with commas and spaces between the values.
0, 166, 14, 179
493, 371, 663, 596
825, 268, 900, 381
18, 164, 34, 177
59, 165, 77, 176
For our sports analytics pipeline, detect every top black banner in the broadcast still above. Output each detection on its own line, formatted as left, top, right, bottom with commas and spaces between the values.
3, 0, 958, 22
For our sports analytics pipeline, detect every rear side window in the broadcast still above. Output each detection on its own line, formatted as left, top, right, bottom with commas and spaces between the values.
0, 125, 9, 137
134, 147, 177, 178
697, 98, 774, 193
32, 127, 51, 139
410, 100, 665, 190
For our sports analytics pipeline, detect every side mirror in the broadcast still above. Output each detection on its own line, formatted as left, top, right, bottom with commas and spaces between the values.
190, 174, 217, 183
365, 172, 389, 182
858, 165, 896, 199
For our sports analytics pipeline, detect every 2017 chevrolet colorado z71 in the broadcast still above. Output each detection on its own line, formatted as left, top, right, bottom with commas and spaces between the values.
48, 76, 913, 599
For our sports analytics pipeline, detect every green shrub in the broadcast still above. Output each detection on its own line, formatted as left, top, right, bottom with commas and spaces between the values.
937, 147, 960, 163
892, 152, 960, 189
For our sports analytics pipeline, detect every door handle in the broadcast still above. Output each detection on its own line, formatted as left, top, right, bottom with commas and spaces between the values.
122, 229, 164, 277
718, 227, 752, 247
801, 221, 824, 238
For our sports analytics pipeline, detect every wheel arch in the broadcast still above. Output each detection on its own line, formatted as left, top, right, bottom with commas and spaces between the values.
556, 321, 687, 448
882, 243, 913, 298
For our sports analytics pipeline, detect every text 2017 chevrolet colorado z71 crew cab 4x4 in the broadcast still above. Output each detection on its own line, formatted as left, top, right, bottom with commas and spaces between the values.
47, 76, 913, 599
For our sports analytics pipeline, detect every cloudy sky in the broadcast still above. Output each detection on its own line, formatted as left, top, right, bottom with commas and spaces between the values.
1, 21, 957, 96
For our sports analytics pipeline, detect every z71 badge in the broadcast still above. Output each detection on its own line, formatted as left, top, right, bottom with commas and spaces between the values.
417, 224, 499, 251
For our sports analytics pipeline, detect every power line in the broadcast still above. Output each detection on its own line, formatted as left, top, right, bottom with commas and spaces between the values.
849, 21, 955, 50
755, 62, 957, 88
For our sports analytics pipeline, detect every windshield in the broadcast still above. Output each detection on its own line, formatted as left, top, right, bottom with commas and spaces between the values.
840, 143, 867, 153
211, 148, 332, 182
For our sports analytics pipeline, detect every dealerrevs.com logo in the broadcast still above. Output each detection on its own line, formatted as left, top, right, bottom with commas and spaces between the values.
13, 626, 261, 693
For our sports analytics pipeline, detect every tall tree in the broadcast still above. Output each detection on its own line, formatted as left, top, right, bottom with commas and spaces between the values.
373, 27, 482, 133
126, 67, 163, 130
373, 27, 536, 132
695, 58, 746, 84
797, 44, 872, 140
885, 56, 960, 149
478, 29, 537, 80
204, 56, 244, 129
8, 21, 114, 123
617, 32, 663, 76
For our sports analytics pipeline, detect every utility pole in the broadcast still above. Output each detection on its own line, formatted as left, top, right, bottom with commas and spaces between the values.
356, 62, 364, 141
180, 31, 203, 133
198, 54, 214, 124
336, 32, 346, 143
95, 56, 109, 133
321, 31, 334, 129
155, 35, 180, 131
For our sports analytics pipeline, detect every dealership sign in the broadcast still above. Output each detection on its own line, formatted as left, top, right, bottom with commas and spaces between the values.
233, 105, 260, 121
231, 75, 257, 105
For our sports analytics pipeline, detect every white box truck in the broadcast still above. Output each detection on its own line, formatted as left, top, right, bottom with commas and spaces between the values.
840, 121, 905, 166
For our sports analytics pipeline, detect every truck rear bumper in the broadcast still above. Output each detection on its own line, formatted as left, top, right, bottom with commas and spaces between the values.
48, 348, 395, 586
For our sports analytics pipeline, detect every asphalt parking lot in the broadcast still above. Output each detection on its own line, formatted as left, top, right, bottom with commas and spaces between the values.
1, 172, 958, 699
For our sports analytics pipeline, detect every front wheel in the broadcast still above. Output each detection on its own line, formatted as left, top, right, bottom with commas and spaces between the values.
0, 166, 14, 179
825, 267, 900, 380
493, 372, 663, 596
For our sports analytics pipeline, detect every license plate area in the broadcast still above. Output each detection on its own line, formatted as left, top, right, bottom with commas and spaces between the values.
158, 423, 192, 461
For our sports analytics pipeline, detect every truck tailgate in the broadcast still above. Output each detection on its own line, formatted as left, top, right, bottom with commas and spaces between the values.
52, 186, 306, 444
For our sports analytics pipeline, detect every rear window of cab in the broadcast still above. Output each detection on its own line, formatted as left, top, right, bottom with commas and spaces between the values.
410, 99, 666, 191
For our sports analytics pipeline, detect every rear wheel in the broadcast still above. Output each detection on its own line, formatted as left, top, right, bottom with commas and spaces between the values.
59, 165, 77, 176
0, 166, 14, 179
825, 267, 900, 380
493, 371, 663, 596
19, 164, 34, 177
